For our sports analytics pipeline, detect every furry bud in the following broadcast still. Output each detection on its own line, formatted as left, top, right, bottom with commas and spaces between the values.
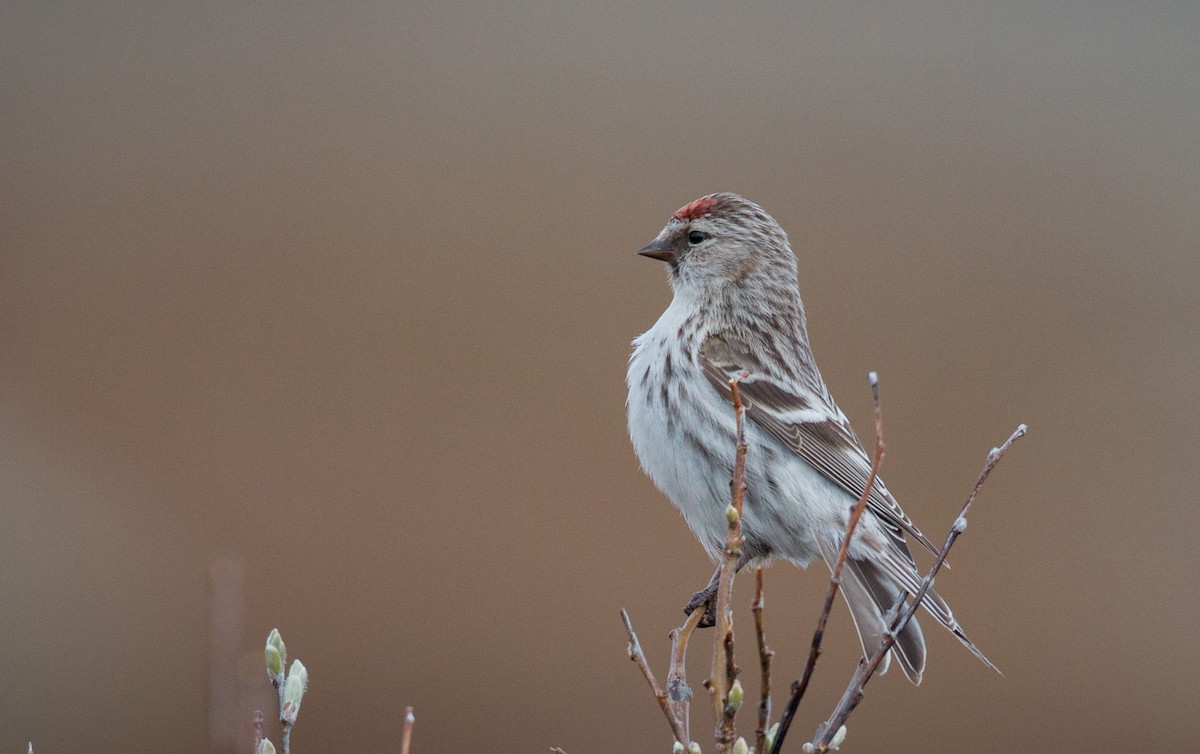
764, 723, 779, 753
831, 725, 848, 749
281, 660, 308, 723
267, 629, 286, 664
727, 679, 744, 710
265, 644, 284, 680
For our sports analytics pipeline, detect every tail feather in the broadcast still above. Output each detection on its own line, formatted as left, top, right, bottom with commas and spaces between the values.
818, 540, 925, 683
817, 539, 998, 684
854, 555, 928, 683
876, 547, 1000, 674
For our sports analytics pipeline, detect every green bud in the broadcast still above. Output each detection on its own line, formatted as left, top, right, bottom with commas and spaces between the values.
725, 505, 739, 524
727, 679, 744, 710
267, 629, 286, 663
258, 740, 276, 754
831, 725, 847, 749
687, 743, 702, 754
288, 659, 309, 690
282, 677, 304, 722
281, 660, 309, 723
265, 644, 283, 679
732, 737, 748, 754
764, 723, 780, 753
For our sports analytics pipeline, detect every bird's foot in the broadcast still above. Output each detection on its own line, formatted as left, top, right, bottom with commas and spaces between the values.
683, 582, 719, 628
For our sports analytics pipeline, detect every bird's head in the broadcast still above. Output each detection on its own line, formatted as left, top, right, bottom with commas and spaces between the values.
637, 193, 797, 295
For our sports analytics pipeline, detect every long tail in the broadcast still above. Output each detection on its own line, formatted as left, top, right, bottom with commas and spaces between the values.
817, 540, 998, 685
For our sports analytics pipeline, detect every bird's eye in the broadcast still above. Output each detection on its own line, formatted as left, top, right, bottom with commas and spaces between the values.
687, 230, 706, 245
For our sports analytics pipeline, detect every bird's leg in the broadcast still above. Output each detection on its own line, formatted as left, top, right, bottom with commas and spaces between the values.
683, 553, 751, 628
683, 566, 722, 627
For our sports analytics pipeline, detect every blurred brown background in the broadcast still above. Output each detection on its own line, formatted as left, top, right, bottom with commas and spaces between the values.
3, 1, 1198, 752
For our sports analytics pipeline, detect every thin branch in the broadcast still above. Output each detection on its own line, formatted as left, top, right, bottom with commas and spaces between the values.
810, 423, 1028, 751
752, 567, 774, 754
253, 710, 264, 751
770, 372, 885, 754
718, 627, 740, 748
709, 373, 749, 752
669, 606, 708, 742
271, 667, 294, 754
401, 706, 415, 754
621, 608, 688, 745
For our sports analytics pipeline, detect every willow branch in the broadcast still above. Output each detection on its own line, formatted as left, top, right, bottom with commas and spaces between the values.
669, 606, 708, 742
770, 372, 884, 754
752, 567, 774, 754
253, 710, 264, 751
708, 373, 749, 751
621, 608, 688, 745
401, 706, 415, 754
810, 423, 1028, 751
719, 626, 739, 748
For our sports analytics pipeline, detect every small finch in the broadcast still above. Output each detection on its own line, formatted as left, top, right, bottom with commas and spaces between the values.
626, 193, 994, 683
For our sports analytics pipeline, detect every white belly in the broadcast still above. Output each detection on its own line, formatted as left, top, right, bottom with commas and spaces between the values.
627, 309, 850, 565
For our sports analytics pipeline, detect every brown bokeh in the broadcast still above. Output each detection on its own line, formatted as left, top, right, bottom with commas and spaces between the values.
3, 2, 1198, 752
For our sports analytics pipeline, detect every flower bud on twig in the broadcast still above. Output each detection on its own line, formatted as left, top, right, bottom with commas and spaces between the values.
265, 629, 287, 682
764, 723, 779, 753
265, 644, 284, 680
281, 659, 309, 723
830, 725, 848, 749
289, 659, 308, 689
727, 679, 744, 711
267, 629, 286, 664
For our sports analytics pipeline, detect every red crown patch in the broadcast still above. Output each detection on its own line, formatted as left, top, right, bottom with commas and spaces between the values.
672, 196, 717, 222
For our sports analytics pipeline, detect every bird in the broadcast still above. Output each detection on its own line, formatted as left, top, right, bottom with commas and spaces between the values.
626, 192, 995, 683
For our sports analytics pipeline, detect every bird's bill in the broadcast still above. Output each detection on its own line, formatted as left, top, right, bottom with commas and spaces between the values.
637, 237, 678, 263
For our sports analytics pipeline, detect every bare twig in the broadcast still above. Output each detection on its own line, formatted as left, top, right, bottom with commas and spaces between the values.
809, 423, 1028, 751
621, 608, 688, 744
707, 373, 750, 752
752, 567, 774, 754
254, 710, 264, 750
770, 373, 885, 754
669, 606, 708, 741
270, 658, 294, 754
401, 706, 415, 754
718, 627, 740, 749
271, 668, 293, 754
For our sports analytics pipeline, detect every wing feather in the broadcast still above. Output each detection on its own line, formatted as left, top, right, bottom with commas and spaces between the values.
697, 334, 996, 671
697, 334, 939, 556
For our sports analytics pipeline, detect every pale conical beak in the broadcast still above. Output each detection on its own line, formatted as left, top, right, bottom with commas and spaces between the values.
637, 237, 678, 264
